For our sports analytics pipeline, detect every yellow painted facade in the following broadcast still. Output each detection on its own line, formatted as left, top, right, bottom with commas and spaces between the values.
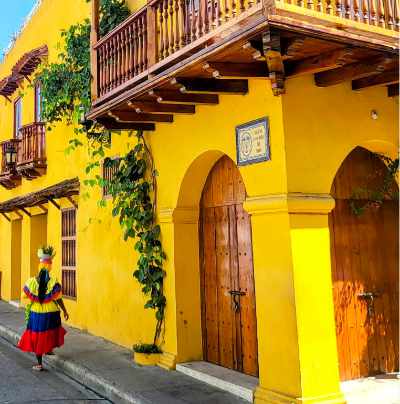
0, 1, 398, 403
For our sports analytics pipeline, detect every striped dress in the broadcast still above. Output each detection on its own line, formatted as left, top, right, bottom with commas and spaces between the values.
18, 276, 66, 355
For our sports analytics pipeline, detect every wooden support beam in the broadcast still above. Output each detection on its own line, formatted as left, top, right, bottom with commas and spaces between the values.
127, 101, 195, 114
286, 48, 356, 77
388, 84, 399, 97
108, 111, 173, 123
38, 204, 48, 213
283, 37, 306, 58
352, 70, 399, 90
171, 78, 248, 94
242, 41, 265, 61
20, 207, 32, 217
262, 29, 285, 96
67, 196, 78, 209
202, 62, 268, 78
91, 0, 100, 101
97, 117, 156, 131
1, 212, 10, 222
46, 197, 61, 210
15, 211, 23, 219
315, 57, 393, 87
149, 90, 219, 104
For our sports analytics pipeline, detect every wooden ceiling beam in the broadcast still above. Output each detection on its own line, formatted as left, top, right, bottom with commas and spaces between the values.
314, 57, 394, 87
171, 78, 248, 94
97, 117, 156, 131
108, 111, 173, 123
1, 212, 11, 222
149, 90, 219, 104
388, 84, 399, 97
352, 70, 399, 90
127, 101, 195, 114
202, 62, 268, 78
286, 47, 356, 77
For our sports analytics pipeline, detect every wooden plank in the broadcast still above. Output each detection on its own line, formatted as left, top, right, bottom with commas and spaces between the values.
315, 57, 394, 87
149, 90, 219, 104
203, 62, 268, 78
108, 110, 173, 123
387, 84, 399, 97
127, 101, 195, 114
286, 48, 356, 77
91, 0, 100, 101
96, 117, 156, 131
352, 70, 399, 90
172, 78, 249, 94
236, 203, 258, 377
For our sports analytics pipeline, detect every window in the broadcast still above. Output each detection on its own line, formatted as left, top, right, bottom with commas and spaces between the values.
14, 97, 22, 138
61, 208, 77, 299
103, 157, 120, 197
34, 83, 42, 122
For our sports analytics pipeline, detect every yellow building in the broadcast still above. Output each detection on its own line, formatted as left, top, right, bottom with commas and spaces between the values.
0, 0, 398, 403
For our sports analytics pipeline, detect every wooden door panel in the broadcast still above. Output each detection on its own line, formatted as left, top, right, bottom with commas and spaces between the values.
215, 205, 235, 370
330, 147, 399, 381
236, 204, 258, 377
202, 207, 219, 364
200, 156, 258, 376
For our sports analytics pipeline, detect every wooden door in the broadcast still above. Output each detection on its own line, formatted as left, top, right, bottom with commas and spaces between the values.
200, 156, 258, 377
329, 147, 399, 381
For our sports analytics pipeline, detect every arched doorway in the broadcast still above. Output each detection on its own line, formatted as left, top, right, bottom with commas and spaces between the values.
329, 147, 399, 381
199, 156, 258, 377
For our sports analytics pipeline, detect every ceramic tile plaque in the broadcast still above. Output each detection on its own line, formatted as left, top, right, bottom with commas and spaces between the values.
236, 117, 270, 166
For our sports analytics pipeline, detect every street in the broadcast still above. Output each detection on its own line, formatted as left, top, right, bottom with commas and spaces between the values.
0, 337, 108, 404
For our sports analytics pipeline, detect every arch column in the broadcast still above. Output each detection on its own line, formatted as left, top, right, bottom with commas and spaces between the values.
158, 207, 203, 370
244, 193, 345, 404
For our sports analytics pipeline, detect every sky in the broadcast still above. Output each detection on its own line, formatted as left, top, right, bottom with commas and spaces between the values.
0, 0, 37, 55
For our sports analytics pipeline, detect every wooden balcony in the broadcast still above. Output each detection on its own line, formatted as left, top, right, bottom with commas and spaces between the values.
88, 0, 399, 128
0, 140, 22, 190
16, 122, 47, 179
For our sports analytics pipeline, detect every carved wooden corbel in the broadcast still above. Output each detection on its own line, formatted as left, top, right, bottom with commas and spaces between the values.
262, 30, 285, 96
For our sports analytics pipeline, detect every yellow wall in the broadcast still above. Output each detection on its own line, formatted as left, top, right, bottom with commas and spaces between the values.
0, 1, 398, 403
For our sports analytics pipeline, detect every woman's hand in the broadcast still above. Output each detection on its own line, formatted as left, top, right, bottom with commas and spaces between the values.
63, 311, 69, 321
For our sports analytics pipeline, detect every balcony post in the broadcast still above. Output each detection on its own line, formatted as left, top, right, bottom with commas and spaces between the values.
91, 0, 100, 101
147, 1, 158, 67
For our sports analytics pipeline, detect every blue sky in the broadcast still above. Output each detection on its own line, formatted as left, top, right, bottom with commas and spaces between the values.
0, 1, 37, 55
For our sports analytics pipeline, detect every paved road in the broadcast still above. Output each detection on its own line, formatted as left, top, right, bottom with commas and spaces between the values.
0, 336, 109, 404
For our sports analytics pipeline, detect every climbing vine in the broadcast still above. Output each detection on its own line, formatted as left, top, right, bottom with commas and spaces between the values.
350, 154, 399, 216
36, 0, 167, 345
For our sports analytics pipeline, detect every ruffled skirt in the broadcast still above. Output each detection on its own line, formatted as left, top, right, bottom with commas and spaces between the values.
18, 311, 66, 355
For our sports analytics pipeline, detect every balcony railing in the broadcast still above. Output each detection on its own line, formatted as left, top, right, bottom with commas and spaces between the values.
17, 122, 47, 170
91, 0, 398, 104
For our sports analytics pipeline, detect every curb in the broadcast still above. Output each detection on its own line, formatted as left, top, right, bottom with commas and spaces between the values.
0, 323, 146, 404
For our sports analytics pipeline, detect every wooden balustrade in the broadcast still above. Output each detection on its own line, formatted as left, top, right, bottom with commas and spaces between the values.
17, 122, 46, 168
91, 0, 398, 101
279, 0, 399, 30
95, 7, 148, 97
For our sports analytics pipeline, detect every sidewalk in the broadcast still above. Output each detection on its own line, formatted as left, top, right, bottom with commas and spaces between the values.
0, 300, 246, 404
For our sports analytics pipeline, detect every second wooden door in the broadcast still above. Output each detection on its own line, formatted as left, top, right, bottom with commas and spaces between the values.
200, 156, 258, 377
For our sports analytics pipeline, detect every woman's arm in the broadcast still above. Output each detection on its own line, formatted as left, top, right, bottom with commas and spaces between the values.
56, 299, 69, 321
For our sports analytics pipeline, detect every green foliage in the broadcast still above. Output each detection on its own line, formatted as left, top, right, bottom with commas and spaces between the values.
87, 132, 167, 344
37, 0, 130, 128
350, 154, 399, 216
133, 343, 162, 354
38, 245, 56, 258
35, 0, 167, 344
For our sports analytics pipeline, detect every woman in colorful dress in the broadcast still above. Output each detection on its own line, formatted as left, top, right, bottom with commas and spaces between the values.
18, 246, 69, 371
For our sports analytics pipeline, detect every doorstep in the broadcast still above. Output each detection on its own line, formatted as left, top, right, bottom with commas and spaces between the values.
176, 361, 258, 402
